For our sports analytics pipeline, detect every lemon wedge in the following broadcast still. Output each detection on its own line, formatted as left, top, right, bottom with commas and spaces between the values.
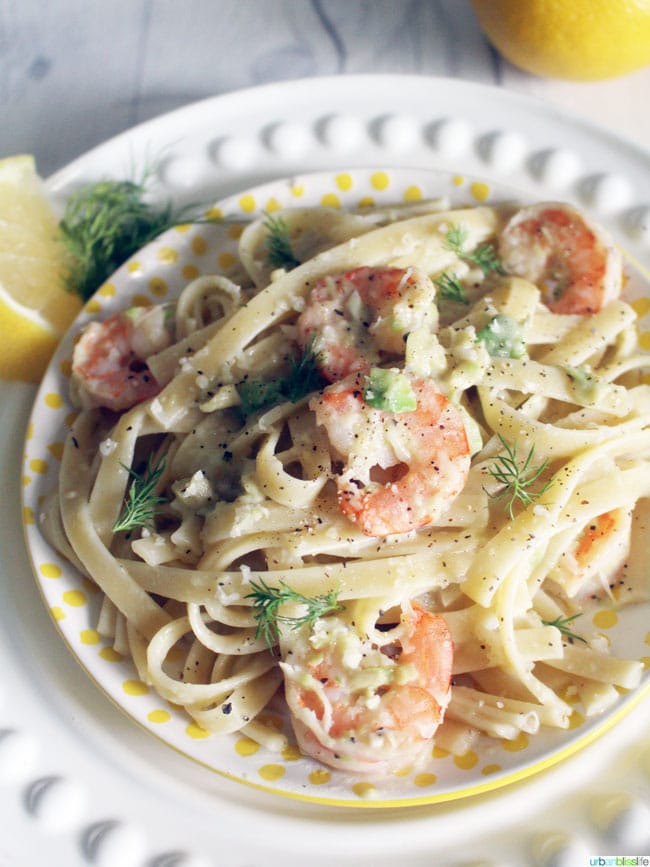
0, 155, 81, 383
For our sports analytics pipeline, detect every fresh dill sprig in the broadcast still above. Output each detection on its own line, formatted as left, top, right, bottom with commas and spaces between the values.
112, 455, 169, 533
237, 342, 326, 415
245, 578, 343, 650
282, 340, 326, 401
542, 614, 587, 644
434, 271, 470, 304
59, 174, 224, 300
444, 224, 467, 256
264, 213, 300, 270
236, 379, 284, 416
471, 242, 504, 274
485, 435, 552, 519
60, 178, 177, 300
444, 224, 504, 275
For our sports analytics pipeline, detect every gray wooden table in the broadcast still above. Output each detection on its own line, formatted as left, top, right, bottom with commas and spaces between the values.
2, 0, 649, 178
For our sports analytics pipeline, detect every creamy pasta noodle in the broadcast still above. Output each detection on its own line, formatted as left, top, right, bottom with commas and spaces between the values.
40, 195, 650, 777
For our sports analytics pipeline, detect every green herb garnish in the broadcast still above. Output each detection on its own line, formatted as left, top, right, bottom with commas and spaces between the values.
264, 213, 300, 271
60, 178, 180, 300
486, 435, 552, 519
237, 379, 285, 415
542, 614, 586, 644
470, 242, 504, 274
435, 271, 470, 304
237, 343, 326, 415
246, 578, 343, 649
112, 455, 169, 533
282, 341, 326, 401
445, 224, 504, 275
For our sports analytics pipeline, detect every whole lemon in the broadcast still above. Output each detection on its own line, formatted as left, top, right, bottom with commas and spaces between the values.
471, 0, 650, 81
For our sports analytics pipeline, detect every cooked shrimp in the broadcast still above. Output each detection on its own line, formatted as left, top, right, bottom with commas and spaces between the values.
310, 371, 470, 536
296, 266, 437, 381
71, 306, 171, 412
280, 602, 453, 774
549, 508, 632, 601
499, 203, 622, 315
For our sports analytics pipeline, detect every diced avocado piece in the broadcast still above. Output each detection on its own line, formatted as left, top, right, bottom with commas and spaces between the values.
564, 365, 602, 404
363, 367, 417, 413
123, 306, 143, 322
477, 313, 526, 359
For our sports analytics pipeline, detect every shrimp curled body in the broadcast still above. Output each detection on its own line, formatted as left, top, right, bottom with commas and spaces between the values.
499, 202, 622, 315
71, 307, 171, 412
310, 372, 470, 537
297, 266, 437, 382
281, 603, 454, 774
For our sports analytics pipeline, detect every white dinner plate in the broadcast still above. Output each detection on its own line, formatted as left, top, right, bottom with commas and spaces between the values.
22, 165, 650, 807
6, 75, 650, 865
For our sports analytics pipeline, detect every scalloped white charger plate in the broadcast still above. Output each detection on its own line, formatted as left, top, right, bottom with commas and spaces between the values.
22, 166, 650, 807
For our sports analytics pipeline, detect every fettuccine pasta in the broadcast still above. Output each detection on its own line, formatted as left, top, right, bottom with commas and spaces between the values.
41, 195, 649, 776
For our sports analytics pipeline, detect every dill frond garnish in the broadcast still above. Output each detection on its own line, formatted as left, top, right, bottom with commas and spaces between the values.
59, 170, 226, 300
245, 578, 343, 649
60, 178, 178, 300
444, 224, 504, 275
444, 224, 467, 256
485, 435, 552, 519
112, 455, 169, 533
470, 242, 504, 274
237, 342, 326, 415
542, 614, 587, 643
236, 380, 285, 416
264, 213, 300, 270
282, 340, 326, 401
434, 271, 470, 304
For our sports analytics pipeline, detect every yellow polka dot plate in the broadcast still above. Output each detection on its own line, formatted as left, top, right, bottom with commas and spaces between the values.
21, 168, 650, 807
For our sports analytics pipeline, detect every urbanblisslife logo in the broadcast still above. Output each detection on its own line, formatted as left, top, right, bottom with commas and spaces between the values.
588, 858, 650, 866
